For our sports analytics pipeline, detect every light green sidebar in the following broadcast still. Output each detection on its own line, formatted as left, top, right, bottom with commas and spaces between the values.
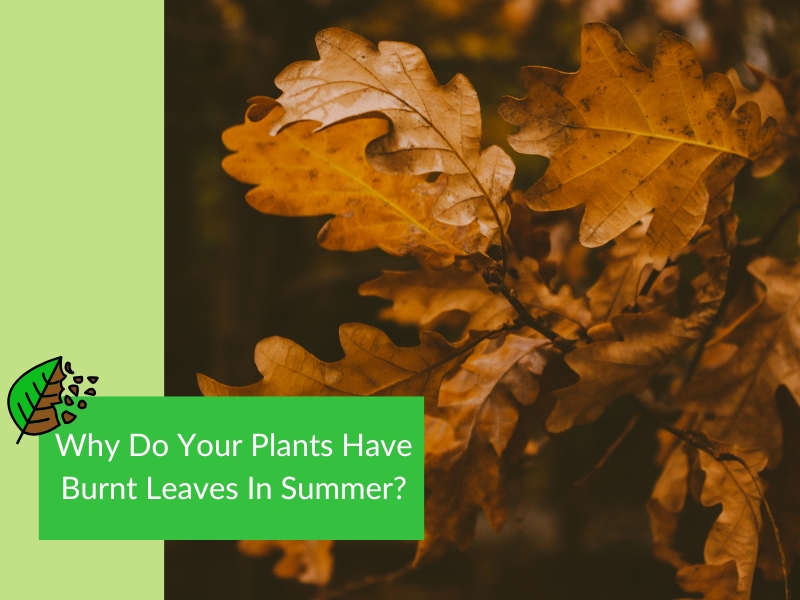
0, 2, 164, 598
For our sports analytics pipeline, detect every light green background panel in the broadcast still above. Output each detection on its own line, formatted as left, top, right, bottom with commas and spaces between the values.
0, 2, 164, 599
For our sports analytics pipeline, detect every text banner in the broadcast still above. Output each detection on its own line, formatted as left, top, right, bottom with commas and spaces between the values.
39, 396, 423, 540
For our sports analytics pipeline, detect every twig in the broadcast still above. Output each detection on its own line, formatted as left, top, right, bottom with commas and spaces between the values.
684, 194, 800, 384
314, 564, 413, 599
482, 264, 577, 353
632, 397, 789, 600
574, 413, 639, 486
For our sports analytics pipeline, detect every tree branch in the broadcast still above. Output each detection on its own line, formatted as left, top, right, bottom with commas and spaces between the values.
482, 264, 577, 353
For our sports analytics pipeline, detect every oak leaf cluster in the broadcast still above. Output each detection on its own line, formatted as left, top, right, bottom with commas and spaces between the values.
199, 22, 800, 598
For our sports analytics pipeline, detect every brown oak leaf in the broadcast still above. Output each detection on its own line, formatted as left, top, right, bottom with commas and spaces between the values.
678, 257, 800, 467
652, 443, 768, 600
433, 334, 548, 461
654, 258, 800, 596
695, 447, 768, 600
499, 22, 775, 258
419, 427, 506, 563
418, 333, 549, 562
271, 28, 513, 239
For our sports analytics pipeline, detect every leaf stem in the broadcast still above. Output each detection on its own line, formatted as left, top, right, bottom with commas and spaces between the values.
482, 264, 577, 352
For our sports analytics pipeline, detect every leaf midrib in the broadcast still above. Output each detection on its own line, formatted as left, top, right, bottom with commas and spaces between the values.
510, 106, 746, 157
282, 128, 465, 256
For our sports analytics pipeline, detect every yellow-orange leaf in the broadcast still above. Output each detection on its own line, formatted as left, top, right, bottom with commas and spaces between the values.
222, 103, 486, 267
197, 323, 486, 409
500, 23, 775, 258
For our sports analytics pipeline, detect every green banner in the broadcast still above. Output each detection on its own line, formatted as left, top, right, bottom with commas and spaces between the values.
39, 396, 423, 540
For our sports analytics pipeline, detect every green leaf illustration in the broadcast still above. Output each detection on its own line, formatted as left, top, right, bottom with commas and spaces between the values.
7, 356, 65, 444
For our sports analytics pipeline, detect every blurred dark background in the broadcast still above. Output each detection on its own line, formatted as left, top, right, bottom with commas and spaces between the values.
165, 0, 800, 598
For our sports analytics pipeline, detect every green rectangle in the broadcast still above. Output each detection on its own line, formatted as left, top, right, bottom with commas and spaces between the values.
40, 396, 424, 540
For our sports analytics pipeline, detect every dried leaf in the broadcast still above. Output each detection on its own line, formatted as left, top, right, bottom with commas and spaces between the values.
222, 103, 486, 267
652, 439, 771, 598
359, 259, 507, 330
499, 23, 775, 258
198, 324, 484, 409
729, 67, 800, 178
678, 257, 800, 467
656, 258, 800, 597
272, 28, 513, 238
695, 447, 768, 600
434, 334, 548, 462
419, 333, 548, 562
546, 211, 734, 433
238, 540, 334, 585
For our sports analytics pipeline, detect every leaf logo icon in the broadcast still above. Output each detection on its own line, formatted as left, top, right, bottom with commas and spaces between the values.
8, 356, 66, 444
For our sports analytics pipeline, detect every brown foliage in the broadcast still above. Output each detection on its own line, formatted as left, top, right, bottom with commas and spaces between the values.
499, 23, 776, 258
200, 21, 800, 600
